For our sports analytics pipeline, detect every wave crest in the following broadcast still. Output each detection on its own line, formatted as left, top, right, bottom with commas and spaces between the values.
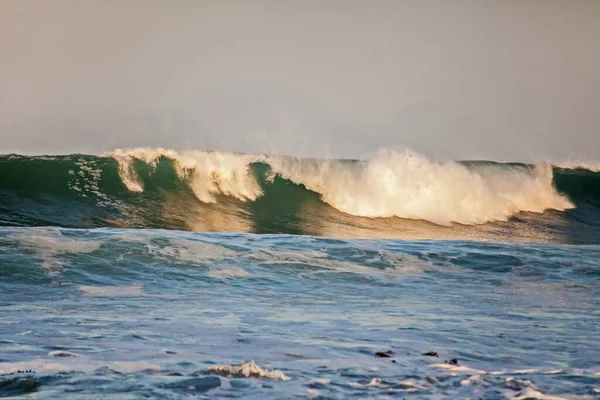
267, 150, 573, 225
109, 148, 573, 226
111, 148, 262, 202
554, 161, 600, 172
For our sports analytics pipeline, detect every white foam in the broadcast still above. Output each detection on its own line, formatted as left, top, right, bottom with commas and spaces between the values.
109, 148, 262, 202
113, 232, 152, 244
367, 378, 383, 386
67, 158, 115, 207
78, 284, 145, 297
461, 374, 484, 386
309, 378, 331, 385
266, 150, 572, 225
514, 369, 540, 375
397, 379, 428, 391
347, 382, 364, 388
378, 252, 452, 275
205, 360, 289, 381
508, 388, 567, 400
249, 246, 438, 279
543, 370, 563, 375
9, 229, 101, 256
505, 376, 539, 390
7, 229, 101, 276
431, 363, 485, 375
111, 153, 144, 192
109, 147, 573, 226
208, 267, 252, 280
159, 238, 237, 262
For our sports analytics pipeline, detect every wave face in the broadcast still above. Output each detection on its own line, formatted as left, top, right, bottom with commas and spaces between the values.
1, 148, 599, 243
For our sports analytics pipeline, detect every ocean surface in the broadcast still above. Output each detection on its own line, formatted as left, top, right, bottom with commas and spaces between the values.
1, 148, 599, 399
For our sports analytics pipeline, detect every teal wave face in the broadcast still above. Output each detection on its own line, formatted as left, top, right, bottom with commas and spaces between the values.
1, 152, 599, 243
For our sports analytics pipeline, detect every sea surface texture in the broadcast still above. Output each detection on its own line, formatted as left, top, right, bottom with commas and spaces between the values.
1, 149, 599, 399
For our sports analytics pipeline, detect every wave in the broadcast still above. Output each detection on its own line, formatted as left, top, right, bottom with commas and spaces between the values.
110, 148, 572, 225
554, 161, 600, 173
265, 151, 572, 225
1, 148, 599, 243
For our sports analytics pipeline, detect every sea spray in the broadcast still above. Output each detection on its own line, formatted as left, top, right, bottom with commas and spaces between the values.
109, 148, 573, 225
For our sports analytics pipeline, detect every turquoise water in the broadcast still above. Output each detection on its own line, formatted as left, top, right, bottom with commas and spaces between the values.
2, 227, 599, 399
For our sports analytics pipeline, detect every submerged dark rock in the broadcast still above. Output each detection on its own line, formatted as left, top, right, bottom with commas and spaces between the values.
0, 376, 39, 397
374, 350, 393, 358
444, 359, 458, 365
2, 370, 35, 376
422, 352, 438, 357
49, 351, 78, 358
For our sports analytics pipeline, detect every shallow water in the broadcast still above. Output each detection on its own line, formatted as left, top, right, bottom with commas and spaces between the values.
1, 227, 599, 398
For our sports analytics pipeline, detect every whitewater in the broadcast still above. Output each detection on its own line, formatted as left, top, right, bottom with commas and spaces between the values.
111, 147, 573, 225
1, 147, 600, 399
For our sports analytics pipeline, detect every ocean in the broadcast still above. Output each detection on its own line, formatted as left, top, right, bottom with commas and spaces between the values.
1, 148, 599, 399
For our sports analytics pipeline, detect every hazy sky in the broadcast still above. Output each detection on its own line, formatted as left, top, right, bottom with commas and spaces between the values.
1, 0, 599, 161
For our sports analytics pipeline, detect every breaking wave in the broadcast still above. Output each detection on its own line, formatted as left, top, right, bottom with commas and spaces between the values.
1, 148, 599, 243
110, 148, 572, 225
